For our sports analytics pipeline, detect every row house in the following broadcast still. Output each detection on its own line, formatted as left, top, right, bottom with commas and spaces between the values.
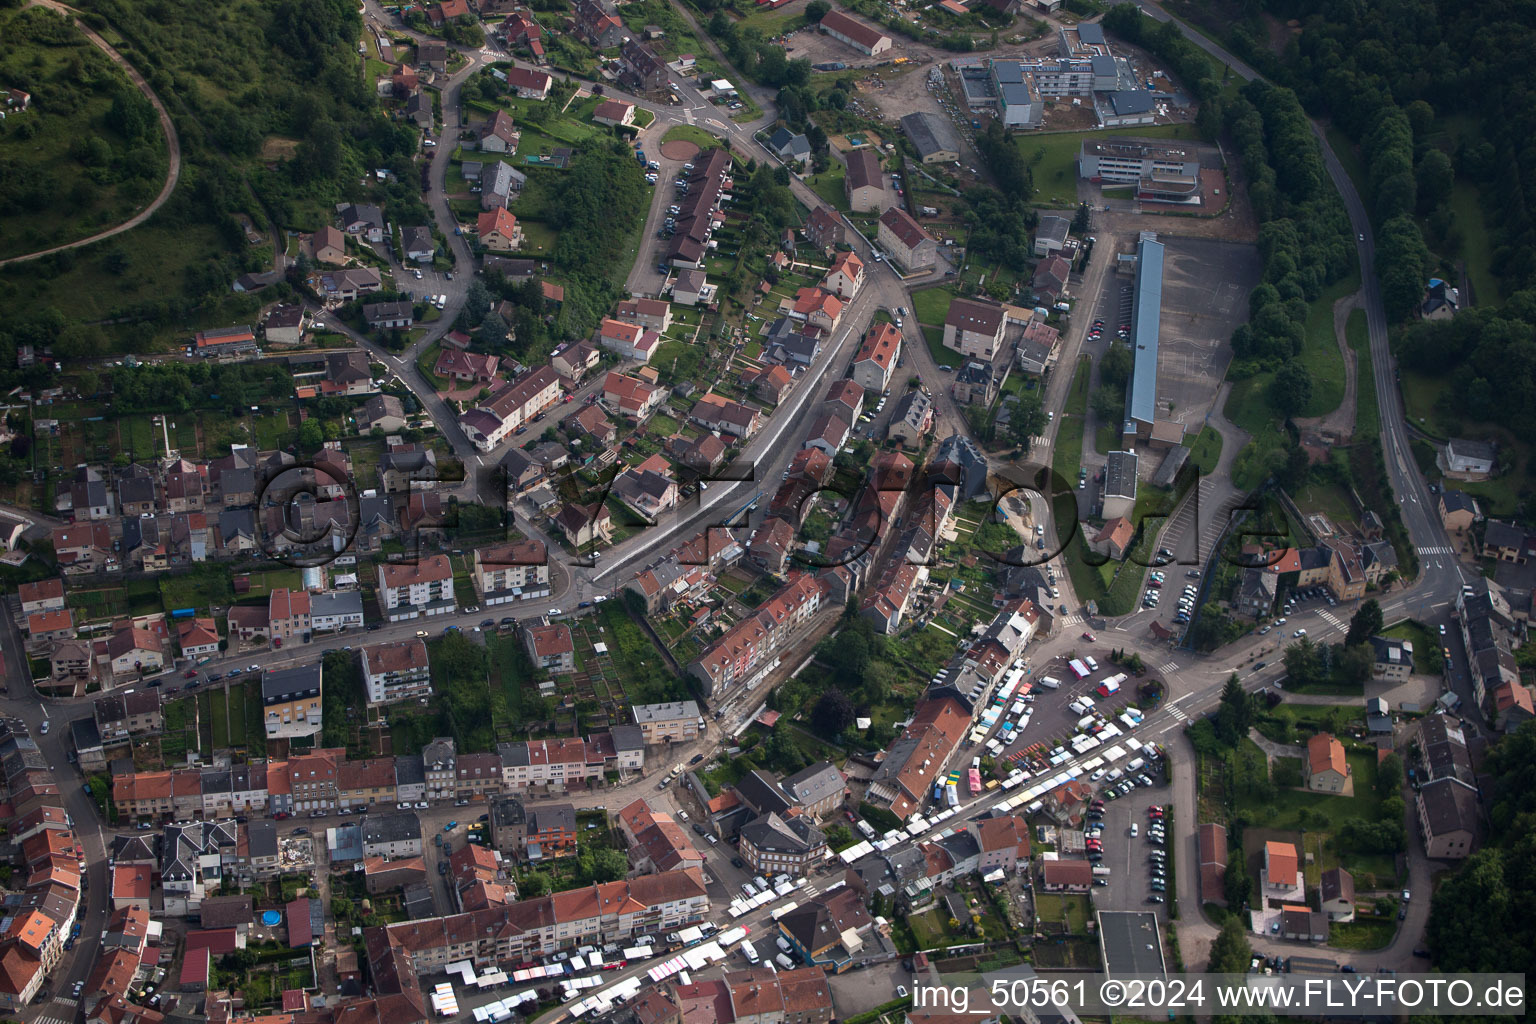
459, 367, 564, 452
369, 866, 708, 967
686, 574, 828, 696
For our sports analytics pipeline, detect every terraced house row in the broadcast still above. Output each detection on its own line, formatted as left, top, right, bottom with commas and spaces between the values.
108, 730, 647, 819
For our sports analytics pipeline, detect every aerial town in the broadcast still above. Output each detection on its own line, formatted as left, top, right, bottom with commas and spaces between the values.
0, 0, 1533, 1018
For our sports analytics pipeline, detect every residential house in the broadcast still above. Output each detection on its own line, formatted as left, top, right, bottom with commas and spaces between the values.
803, 411, 850, 457
876, 208, 936, 272
1034, 214, 1070, 257
741, 365, 794, 405
766, 126, 812, 168
844, 149, 885, 212
1261, 840, 1300, 896
739, 813, 826, 876
593, 100, 636, 127
886, 390, 933, 449
790, 287, 843, 332
1015, 318, 1060, 374
617, 297, 674, 334
554, 501, 613, 549
552, 341, 602, 384
364, 301, 415, 330
599, 317, 662, 363
523, 622, 576, 674
479, 110, 520, 154
951, 360, 994, 405
1101, 449, 1137, 521
435, 348, 501, 384
1032, 255, 1070, 301
1439, 489, 1479, 534
943, 298, 1007, 360
482, 161, 527, 210
313, 225, 347, 265
602, 371, 666, 421
1445, 438, 1495, 475
750, 516, 795, 574
340, 203, 387, 242
822, 251, 865, 300
359, 394, 408, 434
851, 321, 901, 392
1369, 636, 1413, 681
505, 66, 552, 99
1305, 733, 1350, 793
803, 206, 844, 251
177, 617, 221, 659
689, 392, 762, 440
477, 207, 524, 251
671, 269, 716, 307
613, 454, 680, 521
1197, 823, 1228, 906
1320, 867, 1355, 922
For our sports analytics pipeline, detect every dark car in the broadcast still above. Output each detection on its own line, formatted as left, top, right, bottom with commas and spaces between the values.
501, 616, 516, 626
731, 857, 745, 868
692, 823, 707, 836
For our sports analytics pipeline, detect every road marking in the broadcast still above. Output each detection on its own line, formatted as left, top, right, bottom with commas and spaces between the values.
1170, 691, 1193, 705
1166, 706, 1188, 723
1317, 610, 1345, 630
1417, 545, 1453, 556
1160, 661, 1180, 674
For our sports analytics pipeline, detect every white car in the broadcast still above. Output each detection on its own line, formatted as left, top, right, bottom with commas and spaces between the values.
1129, 822, 1139, 837
1090, 768, 1106, 781
1293, 628, 1307, 638
413, 269, 423, 279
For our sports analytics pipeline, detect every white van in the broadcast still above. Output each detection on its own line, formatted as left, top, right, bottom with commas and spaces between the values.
1085, 656, 1099, 672
742, 942, 761, 965
775, 953, 795, 971
1126, 757, 1146, 773
1038, 676, 1061, 690
1092, 865, 1112, 876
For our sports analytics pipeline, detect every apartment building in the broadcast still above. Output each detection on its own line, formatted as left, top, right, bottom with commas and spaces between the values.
631, 702, 702, 745
367, 867, 708, 967
262, 663, 324, 741
362, 811, 425, 858
340, 758, 402, 810
472, 540, 551, 605
687, 574, 828, 696
377, 555, 457, 621
498, 729, 645, 792
359, 639, 433, 707
267, 588, 311, 647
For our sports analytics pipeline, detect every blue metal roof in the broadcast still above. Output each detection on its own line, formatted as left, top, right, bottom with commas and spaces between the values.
1125, 236, 1163, 427
1078, 22, 1105, 45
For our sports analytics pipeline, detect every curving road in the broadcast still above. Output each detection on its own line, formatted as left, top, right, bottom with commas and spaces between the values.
0, 0, 182, 268
1123, 0, 1466, 972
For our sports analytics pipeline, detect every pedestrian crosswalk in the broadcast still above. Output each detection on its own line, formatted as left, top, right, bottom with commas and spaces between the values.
1159, 660, 1180, 674
1166, 705, 1188, 723
1318, 610, 1346, 630
1417, 545, 1454, 556
1060, 613, 1083, 627
35, 997, 78, 1024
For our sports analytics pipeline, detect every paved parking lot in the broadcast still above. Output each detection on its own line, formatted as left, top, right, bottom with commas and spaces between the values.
1085, 765, 1173, 914
1154, 238, 1262, 434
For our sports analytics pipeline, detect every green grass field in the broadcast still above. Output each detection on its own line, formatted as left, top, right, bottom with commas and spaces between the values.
911, 286, 956, 329
1188, 424, 1223, 474
1297, 273, 1358, 417
1345, 309, 1377, 438
1020, 124, 1197, 201
662, 124, 722, 150
1449, 181, 1502, 307
806, 162, 849, 212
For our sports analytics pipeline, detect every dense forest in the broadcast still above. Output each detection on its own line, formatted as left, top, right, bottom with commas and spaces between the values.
1155, 0, 1536, 448
0, 0, 416, 362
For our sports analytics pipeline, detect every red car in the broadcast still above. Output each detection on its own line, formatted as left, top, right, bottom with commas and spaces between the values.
184, 670, 197, 678
1081, 632, 1095, 642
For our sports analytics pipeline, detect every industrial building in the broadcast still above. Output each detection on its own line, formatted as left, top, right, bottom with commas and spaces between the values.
1121, 233, 1165, 446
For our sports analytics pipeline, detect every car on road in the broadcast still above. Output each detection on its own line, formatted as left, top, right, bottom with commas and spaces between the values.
1129, 822, 1138, 837
1293, 628, 1307, 638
